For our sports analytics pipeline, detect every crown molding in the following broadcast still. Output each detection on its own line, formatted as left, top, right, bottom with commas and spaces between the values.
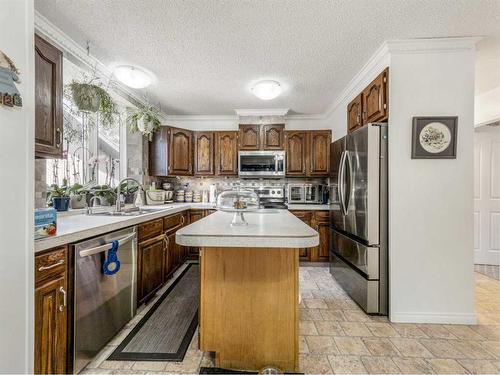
234, 108, 290, 117
34, 10, 166, 117
165, 114, 237, 121
323, 41, 391, 119
385, 37, 482, 54
323, 37, 481, 119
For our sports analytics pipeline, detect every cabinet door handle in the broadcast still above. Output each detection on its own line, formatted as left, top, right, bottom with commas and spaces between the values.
38, 259, 64, 271
164, 234, 170, 247
55, 128, 62, 148
59, 286, 66, 312
181, 215, 185, 226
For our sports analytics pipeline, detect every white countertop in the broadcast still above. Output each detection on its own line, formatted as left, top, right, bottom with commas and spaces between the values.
176, 209, 319, 248
286, 204, 330, 210
35, 203, 215, 253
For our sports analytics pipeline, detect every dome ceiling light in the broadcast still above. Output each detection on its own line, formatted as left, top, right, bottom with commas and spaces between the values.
112, 65, 153, 89
251, 80, 282, 100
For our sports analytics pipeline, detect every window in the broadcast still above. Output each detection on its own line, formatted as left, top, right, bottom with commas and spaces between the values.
45, 58, 133, 189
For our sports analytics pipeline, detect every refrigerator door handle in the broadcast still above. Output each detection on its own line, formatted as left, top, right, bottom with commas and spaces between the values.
344, 151, 353, 214
338, 151, 347, 216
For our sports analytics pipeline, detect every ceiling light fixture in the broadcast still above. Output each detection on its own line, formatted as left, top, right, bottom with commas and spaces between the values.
113, 65, 153, 89
251, 80, 282, 100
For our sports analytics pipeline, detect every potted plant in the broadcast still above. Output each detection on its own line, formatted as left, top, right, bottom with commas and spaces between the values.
47, 184, 71, 212
90, 185, 116, 206
69, 183, 92, 209
126, 104, 161, 139
117, 181, 139, 204
68, 77, 118, 128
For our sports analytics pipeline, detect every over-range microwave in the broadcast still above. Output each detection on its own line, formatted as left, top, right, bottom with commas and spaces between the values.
238, 151, 285, 177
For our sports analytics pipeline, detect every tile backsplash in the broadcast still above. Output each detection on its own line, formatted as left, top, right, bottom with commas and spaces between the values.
155, 176, 328, 194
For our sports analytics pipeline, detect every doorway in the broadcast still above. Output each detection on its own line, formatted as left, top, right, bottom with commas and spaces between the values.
473, 123, 500, 324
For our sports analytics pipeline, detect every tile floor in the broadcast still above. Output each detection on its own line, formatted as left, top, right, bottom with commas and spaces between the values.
82, 264, 500, 374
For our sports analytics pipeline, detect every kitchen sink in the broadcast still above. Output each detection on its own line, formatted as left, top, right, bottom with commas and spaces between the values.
88, 207, 168, 216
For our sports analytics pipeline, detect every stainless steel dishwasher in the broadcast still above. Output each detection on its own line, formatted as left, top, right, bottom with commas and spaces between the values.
74, 227, 137, 373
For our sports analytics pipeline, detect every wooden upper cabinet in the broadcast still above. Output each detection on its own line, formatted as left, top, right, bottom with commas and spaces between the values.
169, 127, 193, 175
285, 131, 307, 176
216, 131, 238, 175
35, 34, 63, 159
347, 93, 363, 134
149, 126, 169, 176
194, 131, 215, 175
238, 124, 260, 150
149, 127, 193, 176
308, 130, 331, 176
262, 124, 285, 150
362, 68, 388, 124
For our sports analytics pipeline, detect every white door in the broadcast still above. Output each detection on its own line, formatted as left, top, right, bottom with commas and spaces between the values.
474, 125, 500, 265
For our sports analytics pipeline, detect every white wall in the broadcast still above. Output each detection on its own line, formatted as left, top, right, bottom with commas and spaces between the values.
474, 37, 500, 126
475, 86, 500, 126
0, 0, 35, 372
388, 40, 476, 324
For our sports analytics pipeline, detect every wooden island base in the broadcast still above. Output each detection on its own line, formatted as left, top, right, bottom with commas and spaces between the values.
199, 247, 299, 372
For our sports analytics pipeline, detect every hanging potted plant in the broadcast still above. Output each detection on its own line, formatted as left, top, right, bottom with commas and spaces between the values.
67, 77, 118, 128
126, 104, 161, 139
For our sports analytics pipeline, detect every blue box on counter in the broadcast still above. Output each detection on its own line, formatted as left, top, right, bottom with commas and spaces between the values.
35, 208, 57, 240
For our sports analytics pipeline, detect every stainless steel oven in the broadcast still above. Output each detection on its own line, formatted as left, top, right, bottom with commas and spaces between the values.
238, 151, 285, 177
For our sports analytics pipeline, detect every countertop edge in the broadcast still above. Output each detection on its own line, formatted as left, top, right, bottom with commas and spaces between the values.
35, 203, 329, 253
34, 204, 211, 252
176, 232, 320, 248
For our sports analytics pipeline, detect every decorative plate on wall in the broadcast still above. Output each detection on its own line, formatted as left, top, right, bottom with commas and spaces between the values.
411, 116, 458, 159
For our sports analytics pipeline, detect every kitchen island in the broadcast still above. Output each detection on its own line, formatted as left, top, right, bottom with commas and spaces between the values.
176, 210, 319, 372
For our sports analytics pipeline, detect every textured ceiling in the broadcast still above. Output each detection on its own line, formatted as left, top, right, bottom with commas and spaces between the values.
35, 0, 500, 115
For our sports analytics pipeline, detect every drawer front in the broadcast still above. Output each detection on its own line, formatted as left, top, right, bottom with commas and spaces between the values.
138, 218, 163, 241
330, 252, 380, 314
314, 210, 329, 223
163, 212, 184, 233
331, 229, 379, 279
35, 246, 67, 283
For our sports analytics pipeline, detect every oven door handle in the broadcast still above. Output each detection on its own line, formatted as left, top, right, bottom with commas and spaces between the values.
79, 233, 136, 258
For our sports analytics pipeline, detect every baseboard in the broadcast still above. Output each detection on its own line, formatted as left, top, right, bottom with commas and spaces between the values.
390, 311, 477, 325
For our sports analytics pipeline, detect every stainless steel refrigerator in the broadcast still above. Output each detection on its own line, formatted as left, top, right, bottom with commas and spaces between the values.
329, 123, 388, 315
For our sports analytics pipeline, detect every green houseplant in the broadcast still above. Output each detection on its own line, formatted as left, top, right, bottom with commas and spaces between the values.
68, 77, 118, 128
69, 183, 93, 209
126, 105, 161, 139
90, 185, 116, 206
47, 184, 71, 212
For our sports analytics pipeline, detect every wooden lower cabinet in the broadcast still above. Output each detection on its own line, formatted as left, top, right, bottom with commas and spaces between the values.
137, 234, 165, 305
291, 210, 330, 262
34, 246, 68, 374
291, 210, 312, 261
137, 211, 189, 305
312, 211, 330, 262
187, 209, 216, 260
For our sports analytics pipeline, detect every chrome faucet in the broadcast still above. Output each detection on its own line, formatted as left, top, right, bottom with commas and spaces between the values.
115, 178, 144, 213
86, 196, 102, 215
